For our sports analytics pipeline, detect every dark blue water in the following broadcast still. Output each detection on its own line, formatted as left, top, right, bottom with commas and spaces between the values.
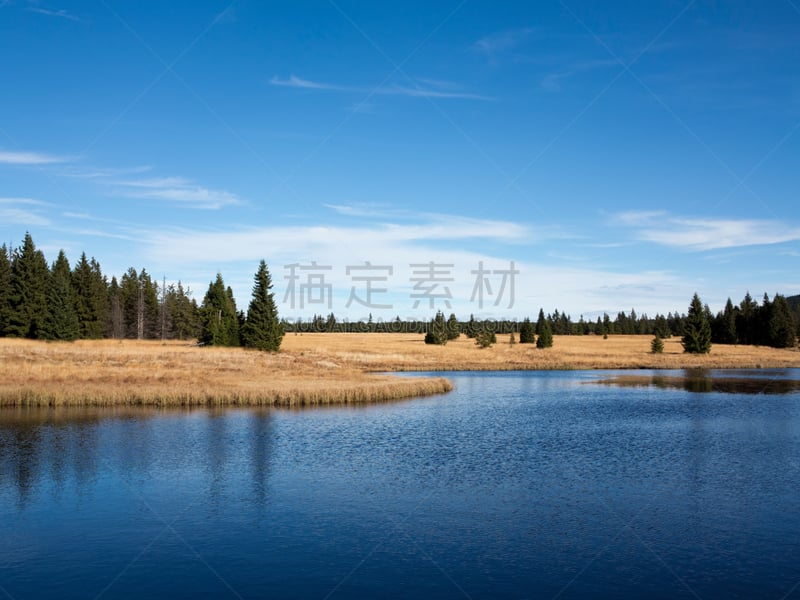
2, 370, 800, 599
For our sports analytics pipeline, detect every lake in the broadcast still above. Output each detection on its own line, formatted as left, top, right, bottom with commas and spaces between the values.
2, 369, 800, 599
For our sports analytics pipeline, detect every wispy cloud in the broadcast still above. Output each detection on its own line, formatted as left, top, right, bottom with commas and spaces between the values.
474, 27, 536, 56
27, 6, 81, 21
0, 149, 70, 165
540, 58, 620, 92
618, 211, 800, 250
112, 176, 242, 210
270, 75, 491, 101
51, 164, 241, 210
0, 197, 52, 227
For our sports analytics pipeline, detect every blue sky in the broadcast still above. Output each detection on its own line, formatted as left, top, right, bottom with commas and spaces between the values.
1, 0, 799, 321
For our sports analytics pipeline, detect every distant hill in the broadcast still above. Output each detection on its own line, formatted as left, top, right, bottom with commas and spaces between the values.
788, 295, 800, 310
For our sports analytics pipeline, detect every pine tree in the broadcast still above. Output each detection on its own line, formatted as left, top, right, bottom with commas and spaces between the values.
768, 294, 796, 348
424, 310, 448, 345
166, 281, 200, 340
41, 250, 79, 341
200, 273, 240, 346
536, 318, 553, 348
0, 244, 11, 336
712, 298, 737, 344
519, 317, 535, 343
7, 233, 50, 338
651, 334, 664, 354
653, 314, 671, 339
242, 260, 284, 351
737, 292, 756, 345
682, 293, 712, 354
72, 253, 109, 339
446, 313, 460, 340
107, 276, 124, 338
536, 308, 547, 336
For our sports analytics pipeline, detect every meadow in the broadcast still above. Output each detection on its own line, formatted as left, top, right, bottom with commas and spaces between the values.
1, 333, 798, 407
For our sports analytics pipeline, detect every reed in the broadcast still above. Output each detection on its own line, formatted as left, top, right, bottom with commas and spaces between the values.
2, 333, 797, 408
283, 333, 800, 371
0, 338, 451, 408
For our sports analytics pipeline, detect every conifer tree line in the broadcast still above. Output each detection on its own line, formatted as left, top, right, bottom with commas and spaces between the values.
0, 233, 284, 351
1, 233, 796, 352
286, 294, 798, 350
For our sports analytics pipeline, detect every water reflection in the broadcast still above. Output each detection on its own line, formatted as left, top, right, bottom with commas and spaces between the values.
595, 369, 800, 394
0, 406, 275, 509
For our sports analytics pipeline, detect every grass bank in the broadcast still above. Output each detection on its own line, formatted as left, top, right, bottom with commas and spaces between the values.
1, 334, 798, 407
0, 338, 451, 407
283, 333, 800, 371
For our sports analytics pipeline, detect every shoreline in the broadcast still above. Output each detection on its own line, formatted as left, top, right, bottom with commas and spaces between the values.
1, 334, 798, 408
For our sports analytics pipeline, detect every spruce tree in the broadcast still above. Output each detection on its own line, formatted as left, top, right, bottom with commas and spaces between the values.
242, 260, 284, 351
446, 313, 460, 340
651, 334, 664, 354
0, 244, 11, 336
536, 319, 553, 348
166, 281, 200, 340
519, 317, 535, 343
42, 250, 80, 341
712, 298, 737, 344
7, 233, 49, 338
200, 273, 239, 346
682, 293, 712, 354
535, 308, 546, 335
72, 253, 109, 339
424, 310, 448, 345
107, 276, 124, 338
768, 294, 796, 348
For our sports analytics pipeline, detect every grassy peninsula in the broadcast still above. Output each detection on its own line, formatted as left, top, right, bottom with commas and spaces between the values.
1, 334, 799, 408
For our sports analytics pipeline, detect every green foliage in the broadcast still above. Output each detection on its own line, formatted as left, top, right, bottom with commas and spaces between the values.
200, 274, 240, 346
535, 308, 546, 335
651, 334, 664, 354
536, 319, 553, 348
72, 253, 109, 339
682, 293, 712, 354
0, 244, 11, 336
41, 250, 80, 341
424, 310, 448, 345
474, 328, 495, 348
711, 298, 737, 344
242, 260, 284, 352
519, 317, 535, 344
119, 268, 159, 339
767, 294, 796, 348
164, 281, 201, 340
7, 233, 49, 338
446, 313, 460, 340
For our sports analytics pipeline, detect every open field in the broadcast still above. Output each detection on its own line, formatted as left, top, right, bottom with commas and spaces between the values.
0, 338, 451, 408
1, 334, 798, 407
283, 332, 800, 371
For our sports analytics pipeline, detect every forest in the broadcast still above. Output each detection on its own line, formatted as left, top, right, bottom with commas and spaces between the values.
0, 233, 797, 350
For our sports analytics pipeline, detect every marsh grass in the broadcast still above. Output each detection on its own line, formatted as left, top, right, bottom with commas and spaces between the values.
2, 334, 797, 408
0, 338, 451, 407
283, 333, 800, 371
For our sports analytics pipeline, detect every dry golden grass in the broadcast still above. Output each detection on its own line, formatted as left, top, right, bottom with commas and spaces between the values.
1, 333, 797, 408
0, 338, 451, 408
282, 332, 800, 371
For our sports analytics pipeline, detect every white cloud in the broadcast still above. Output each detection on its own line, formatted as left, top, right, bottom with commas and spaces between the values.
0, 197, 52, 227
474, 27, 536, 56
0, 149, 69, 165
105, 176, 241, 209
270, 75, 491, 100
0, 208, 51, 227
619, 212, 800, 250
27, 6, 81, 21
